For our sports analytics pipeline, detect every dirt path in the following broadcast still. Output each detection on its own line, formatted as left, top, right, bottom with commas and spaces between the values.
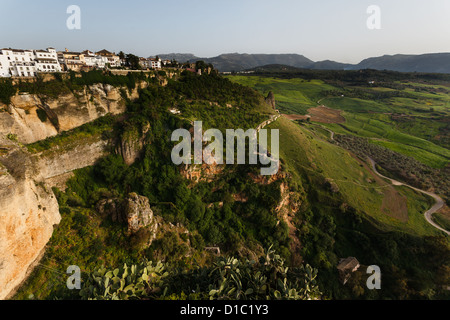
316, 122, 448, 234
257, 112, 280, 132
368, 157, 449, 236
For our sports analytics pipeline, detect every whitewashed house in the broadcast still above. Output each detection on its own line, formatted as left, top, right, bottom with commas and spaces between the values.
34, 48, 62, 73
96, 49, 121, 68
0, 53, 10, 77
0, 47, 62, 77
149, 57, 162, 69
82, 50, 106, 69
0, 48, 37, 77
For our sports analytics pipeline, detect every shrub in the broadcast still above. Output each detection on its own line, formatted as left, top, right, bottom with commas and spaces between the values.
36, 108, 48, 122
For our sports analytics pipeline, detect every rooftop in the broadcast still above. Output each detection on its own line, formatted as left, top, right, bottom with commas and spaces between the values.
337, 257, 360, 272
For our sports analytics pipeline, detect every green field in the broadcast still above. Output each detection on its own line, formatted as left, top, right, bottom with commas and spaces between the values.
268, 117, 440, 236
228, 75, 450, 169
225, 75, 335, 115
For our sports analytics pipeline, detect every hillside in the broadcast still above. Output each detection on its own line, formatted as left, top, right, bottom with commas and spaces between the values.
6, 70, 319, 300
2, 69, 449, 301
352, 53, 450, 74
156, 52, 450, 73
228, 71, 450, 298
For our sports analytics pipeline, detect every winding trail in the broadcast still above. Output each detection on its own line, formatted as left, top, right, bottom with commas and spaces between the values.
323, 122, 448, 235
318, 123, 448, 235
368, 157, 449, 236
279, 110, 448, 235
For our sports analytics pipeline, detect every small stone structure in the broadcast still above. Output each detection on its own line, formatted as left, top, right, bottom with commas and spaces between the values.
337, 257, 360, 285
205, 247, 221, 256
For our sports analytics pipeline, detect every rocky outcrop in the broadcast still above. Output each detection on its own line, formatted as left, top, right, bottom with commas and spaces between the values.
34, 136, 109, 180
0, 80, 152, 299
0, 81, 149, 145
265, 91, 276, 109
180, 163, 224, 183
124, 193, 155, 234
97, 193, 157, 235
0, 130, 112, 299
115, 123, 149, 166
0, 136, 60, 300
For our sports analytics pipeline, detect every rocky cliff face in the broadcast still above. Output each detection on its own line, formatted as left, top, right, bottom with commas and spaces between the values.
35, 136, 109, 180
0, 131, 111, 299
265, 91, 276, 109
0, 81, 148, 145
0, 136, 60, 299
0, 79, 150, 299
96, 193, 158, 235
115, 123, 150, 166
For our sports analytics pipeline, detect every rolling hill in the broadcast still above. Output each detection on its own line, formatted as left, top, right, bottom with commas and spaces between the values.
157, 52, 450, 73
350, 53, 450, 74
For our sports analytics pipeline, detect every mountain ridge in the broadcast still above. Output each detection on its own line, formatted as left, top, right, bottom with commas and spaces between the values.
156, 52, 450, 73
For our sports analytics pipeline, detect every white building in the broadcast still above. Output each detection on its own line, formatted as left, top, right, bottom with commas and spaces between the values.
34, 48, 62, 73
149, 58, 162, 69
95, 50, 121, 68
0, 47, 62, 77
0, 49, 36, 77
82, 50, 106, 69
0, 53, 9, 77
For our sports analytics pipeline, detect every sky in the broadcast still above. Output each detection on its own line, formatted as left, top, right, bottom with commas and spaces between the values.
1, 0, 450, 64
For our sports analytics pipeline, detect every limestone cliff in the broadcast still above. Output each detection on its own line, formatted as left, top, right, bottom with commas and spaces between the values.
115, 122, 150, 166
0, 132, 110, 299
265, 91, 276, 109
0, 77, 154, 299
0, 136, 60, 299
0, 81, 148, 144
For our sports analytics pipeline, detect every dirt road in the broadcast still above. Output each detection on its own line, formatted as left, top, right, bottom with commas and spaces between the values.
368, 157, 449, 236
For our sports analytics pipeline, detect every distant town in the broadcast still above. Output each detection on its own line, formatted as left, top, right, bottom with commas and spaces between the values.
0, 47, 184, 78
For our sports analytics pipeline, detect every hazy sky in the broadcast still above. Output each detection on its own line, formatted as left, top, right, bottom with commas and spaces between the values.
1, 0, 450, 63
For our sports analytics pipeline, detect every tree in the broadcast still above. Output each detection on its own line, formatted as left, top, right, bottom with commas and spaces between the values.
125, 53, 141, 70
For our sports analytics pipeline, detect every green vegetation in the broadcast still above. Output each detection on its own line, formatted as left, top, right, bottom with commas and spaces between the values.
433, 213, 450, 232
79, 247, 320, 300
26, 114, 117, 153
267, 117, 449, 299
0, 78, 16, 104
334, 134, 450, 203
13, 68, 450, 301
225, 75, 335, 115
15, 71, 295, 300
36, 108, 48, 123
227, 72, 450, 170
10, 70, 153, 100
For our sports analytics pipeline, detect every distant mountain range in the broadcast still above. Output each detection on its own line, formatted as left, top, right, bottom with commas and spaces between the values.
156, 52, 450, 74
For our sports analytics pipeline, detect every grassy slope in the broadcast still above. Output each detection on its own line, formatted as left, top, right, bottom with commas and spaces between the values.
320, 110, 450, 168
228, 75, 449, 169
225, 75, 335, 115
269, 117, 440, 236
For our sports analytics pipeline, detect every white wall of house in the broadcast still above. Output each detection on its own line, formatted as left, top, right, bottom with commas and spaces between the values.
0, 53, 10, 77
150, 60, 162, 69
34, 48, 62, 73
0, 47, 62, 77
